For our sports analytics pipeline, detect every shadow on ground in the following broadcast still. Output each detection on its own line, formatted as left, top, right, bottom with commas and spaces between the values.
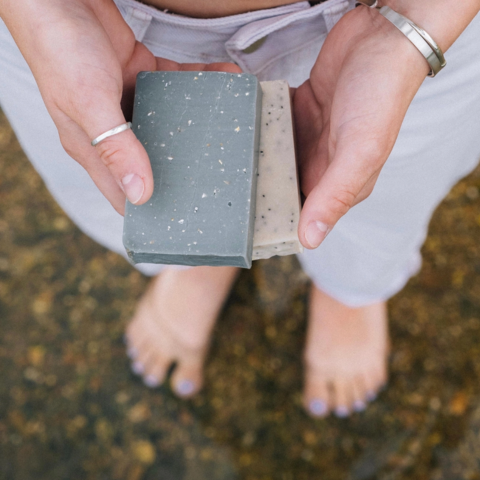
1, 108, 480, 480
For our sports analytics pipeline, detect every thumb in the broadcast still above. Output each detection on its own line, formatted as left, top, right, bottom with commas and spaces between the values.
298, 138, 384, 249
83, 100, 154, 206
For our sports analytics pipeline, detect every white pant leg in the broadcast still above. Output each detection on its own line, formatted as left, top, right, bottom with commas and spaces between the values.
0, 16, 165, 276
297, 12, 480, 306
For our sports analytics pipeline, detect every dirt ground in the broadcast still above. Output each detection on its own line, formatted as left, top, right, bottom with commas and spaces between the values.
2, 106, 480, 480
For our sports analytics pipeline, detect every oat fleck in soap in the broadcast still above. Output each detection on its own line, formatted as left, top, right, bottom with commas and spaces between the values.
252, 81, 303, 260
123, 71, 262, 268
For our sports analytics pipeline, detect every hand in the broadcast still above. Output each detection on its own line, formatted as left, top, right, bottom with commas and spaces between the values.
294, 6, 429, 249
0, 0, 240, 215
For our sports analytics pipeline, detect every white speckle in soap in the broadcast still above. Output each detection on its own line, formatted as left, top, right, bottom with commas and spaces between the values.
234, 94, 239, 97
178, 219, 184, 224
182, 229, 185, 233
167, 226, 171, 230
167, 156, 173, 160
234, 127, 240, 133
224, 181, 230, 185
193, 242, 197, 245
149, 240, 154, 244
160, 143, 165, 147
218, 160, 223, 165
194, 76, 198, 80
147, 111, 154, 116
220, 111, 224, 114
169, 132, 174, 136
198, 229, 203, 234
202, 193, 207, 198
220, 168, 224, 172
141, 232, 145, 235
194, 207, 198, 213
198, 72, 203, 75
137, 125, 141, 129
185, 95, 191, 100
187, 120, 192, 126
246, 92, 250, 96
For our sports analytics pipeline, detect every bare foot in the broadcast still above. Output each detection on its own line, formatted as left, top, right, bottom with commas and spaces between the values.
303, 286, 389, 418
125, 266, 239, 397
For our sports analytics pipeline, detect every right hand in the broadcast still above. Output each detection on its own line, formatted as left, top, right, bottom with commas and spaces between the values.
0, 0, 240, 214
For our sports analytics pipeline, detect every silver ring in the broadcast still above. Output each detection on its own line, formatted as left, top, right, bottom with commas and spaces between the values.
91, 122, 132, 147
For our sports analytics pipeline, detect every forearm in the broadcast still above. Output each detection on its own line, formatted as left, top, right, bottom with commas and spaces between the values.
384, 0, 480, 51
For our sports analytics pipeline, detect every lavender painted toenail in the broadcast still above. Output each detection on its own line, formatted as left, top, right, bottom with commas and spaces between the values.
309, 399, 327, 417
144, 374, 159, 388
176, 380, 195, 396
353, 400, 366, 412
334, 406, 350, 418
127, 346, 139, 359
366, 391, 377, 402
131, 361, 144, 375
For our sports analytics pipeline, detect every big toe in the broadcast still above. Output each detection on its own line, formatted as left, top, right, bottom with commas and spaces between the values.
304, 369, 331, 418
171, 356, 204, 399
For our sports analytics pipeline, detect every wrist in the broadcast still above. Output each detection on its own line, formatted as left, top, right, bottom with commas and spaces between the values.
380, 0, 480, 51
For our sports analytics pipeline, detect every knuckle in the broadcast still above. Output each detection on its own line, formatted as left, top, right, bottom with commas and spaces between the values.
327, 186, 357, 218
59, 136, 77, 159
96, 138, 123, 169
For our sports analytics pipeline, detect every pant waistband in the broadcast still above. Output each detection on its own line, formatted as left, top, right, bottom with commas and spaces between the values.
115, 0, 351, 75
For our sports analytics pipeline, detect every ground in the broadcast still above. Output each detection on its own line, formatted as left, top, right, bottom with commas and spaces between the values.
1, 107, 480, 479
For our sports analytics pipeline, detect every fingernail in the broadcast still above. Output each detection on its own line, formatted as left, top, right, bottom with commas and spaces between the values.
175, 380, 195, 396
144, 374, 160, 388
353, 400, 367, 412
334, 406, 350, 418
131, 361, 144, 375
309, 399, 328, 417
122, 173, 144, 204
366, 390, 377, 402
126, 346, 138, 360
305, 221, 330, 248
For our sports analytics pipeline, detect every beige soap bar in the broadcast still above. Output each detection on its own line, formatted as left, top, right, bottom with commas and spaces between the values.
252, 81, 303, 260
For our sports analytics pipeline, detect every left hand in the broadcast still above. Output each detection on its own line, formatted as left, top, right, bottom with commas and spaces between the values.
293, 5, 429, 249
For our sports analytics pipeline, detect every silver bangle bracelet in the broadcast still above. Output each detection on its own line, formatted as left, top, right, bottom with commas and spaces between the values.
356, 2, 446, 77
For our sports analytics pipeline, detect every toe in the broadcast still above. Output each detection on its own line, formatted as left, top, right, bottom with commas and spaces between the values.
363, 371, 379, 402
352, 376, 367, 413
171, 357, 204, 398
142, 351, 170, 389
303, 369, 330, 418
131, 343, 155, 377
331, 379, 352, 418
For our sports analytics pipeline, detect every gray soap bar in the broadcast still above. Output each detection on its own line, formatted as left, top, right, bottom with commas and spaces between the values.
123, 71, 262, 268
